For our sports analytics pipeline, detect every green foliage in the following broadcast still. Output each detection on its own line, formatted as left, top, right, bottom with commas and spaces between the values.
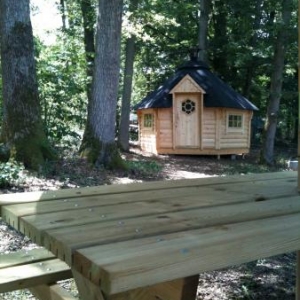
36, 33, 87, 148
0, 161, 24, 188
126, 160, 162, 176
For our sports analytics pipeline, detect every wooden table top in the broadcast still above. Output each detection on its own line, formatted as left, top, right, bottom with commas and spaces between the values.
1, 171, 300, 296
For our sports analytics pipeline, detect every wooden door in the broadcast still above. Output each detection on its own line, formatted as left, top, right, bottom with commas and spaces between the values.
174, 94, 200, 148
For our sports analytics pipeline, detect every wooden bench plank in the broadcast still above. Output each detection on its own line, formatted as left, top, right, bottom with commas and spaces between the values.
0, 248, 55, 269
0, 258, 72, 293
72, 213, 300, 295
39, 196, 300, 264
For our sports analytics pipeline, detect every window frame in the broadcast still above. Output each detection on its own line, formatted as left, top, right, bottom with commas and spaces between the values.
143, 113, 154, 130
227, 113, 244, 132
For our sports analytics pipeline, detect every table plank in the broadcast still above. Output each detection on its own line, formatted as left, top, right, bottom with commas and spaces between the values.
40, 196, 300, 264
2, 174, 297, 231
73, 213, 300, 295
0, 171, 295, 206
1, 172, 296, 216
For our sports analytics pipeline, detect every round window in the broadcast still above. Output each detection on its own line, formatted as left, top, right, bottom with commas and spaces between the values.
182, 99, 195, 114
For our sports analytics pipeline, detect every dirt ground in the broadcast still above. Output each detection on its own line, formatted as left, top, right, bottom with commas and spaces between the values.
0, 146, 297, 299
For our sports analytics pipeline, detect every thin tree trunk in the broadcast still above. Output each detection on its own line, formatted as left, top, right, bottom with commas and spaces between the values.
211, 1, 228, 75
78, 0, 96, 151
261, 0, 292, 165
60, 0, 67, 31
242, 0, 264, 98
118, 0, 138, 151
0, 0, 56, 170
198, 0, 210, 62
80, 0, 96, 97
81, 0, 124, 168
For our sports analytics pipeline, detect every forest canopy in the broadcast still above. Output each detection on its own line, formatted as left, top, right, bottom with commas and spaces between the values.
0, 0, 298, 171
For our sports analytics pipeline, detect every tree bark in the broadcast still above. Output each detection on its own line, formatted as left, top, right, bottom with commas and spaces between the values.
81, 0, 124, 168
242, 0, 264, 98
78, 0, 96, 153
198, 0, 210, 62
79, 0, 96, 97
261, 0, 292, 165
60, 0, 67, 31
0, 0, 56, 170
117, 0, 138, 152
211, 1, 228, 75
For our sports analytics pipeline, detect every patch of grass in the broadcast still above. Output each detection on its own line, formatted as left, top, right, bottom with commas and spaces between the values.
126, 160, 163, 177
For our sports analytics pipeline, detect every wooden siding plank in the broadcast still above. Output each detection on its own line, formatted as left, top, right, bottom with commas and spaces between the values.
73, 213, 300, 295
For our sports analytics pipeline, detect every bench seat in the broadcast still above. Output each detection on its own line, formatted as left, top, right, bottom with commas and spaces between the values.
0, 248, 76, 299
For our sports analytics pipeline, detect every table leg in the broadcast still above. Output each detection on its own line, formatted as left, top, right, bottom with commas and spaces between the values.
106, 276, 199, 300
72, 268, 106, 300
72, 268, 199, 300
297, 251, 300, 300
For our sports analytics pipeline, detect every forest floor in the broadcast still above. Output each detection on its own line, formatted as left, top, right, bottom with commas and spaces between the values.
0, 144, 298, 300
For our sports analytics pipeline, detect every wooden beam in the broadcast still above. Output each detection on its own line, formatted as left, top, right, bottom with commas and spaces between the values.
298, 0, 300, 191
149, 275, 199, 300
73, 268, 198, 300
297, 251, 300, 300
72, 269, 105, 300
29, 284, 77, 300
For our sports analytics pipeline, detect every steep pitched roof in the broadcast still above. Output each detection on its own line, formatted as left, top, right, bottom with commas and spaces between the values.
134, 59, 258, 111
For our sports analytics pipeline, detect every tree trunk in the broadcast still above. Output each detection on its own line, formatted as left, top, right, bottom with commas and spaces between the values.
80, 0, 124, 168
60, 0, 67, 31
198, 0, 210, 62
79, 0, 96, 97
261, 0, 292, 165
242, 0, 264, 98
78, 0, 96, 152
211, 1, 228, 75
0, 0, 56, 170
118, 0, 138, 152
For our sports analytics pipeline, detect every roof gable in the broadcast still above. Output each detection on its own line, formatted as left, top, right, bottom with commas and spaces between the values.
170, 74, 206, 94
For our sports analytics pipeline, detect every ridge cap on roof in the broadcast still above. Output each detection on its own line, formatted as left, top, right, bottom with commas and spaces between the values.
177, 59, 210, 71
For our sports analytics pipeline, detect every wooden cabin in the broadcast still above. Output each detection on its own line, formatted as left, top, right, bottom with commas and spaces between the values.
134, 58, 258, 156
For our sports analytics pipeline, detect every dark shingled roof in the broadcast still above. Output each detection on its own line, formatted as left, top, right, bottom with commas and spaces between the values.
134, 59, 258, 111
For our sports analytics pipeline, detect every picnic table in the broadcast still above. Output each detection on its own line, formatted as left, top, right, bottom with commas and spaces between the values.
1, 171, 300, 300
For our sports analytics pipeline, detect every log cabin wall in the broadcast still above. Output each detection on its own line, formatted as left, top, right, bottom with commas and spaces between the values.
157, 108, 173, 149
202, 108, 217, 149
219, 109, 252, 151
153, 106, 253, 155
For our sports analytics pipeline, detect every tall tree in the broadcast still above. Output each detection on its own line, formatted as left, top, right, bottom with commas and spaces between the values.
0, 0, 56, 169
242, 0, 264, 98
79, 0, 96, 99
261, 0, 293, 165
118, 0, 138, 151
80, 0, 124, 167
198, 0, 210, 62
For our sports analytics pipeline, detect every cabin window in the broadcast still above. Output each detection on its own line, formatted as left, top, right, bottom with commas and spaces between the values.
227, 114, 243, 131
182, 99, 195, 115
144, 113, 153, 128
